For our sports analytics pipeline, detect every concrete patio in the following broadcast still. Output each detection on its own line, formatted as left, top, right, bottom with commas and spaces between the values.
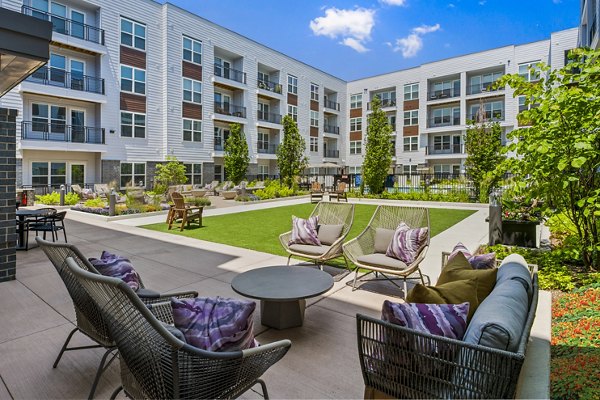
0, 199, 550, 399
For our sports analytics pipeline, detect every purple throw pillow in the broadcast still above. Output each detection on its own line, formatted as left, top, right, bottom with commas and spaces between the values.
171, 296, 258, 352
289, 215, 321, 246
381, 300, 469, 341
385, 223, 429, 264
448, 242, 496, 270
88, 251, 141, 291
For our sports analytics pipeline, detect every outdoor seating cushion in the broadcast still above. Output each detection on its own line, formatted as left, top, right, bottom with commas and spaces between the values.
289, 243, 331, 256
289, 215, 321, 246
437, 252, 497, 304
357, 253, 408, 271
462, 278, 529, 352
448, 242, 496, 270
317, 224, 344, 245
171, 296, 258, 352
88, 251, 141, 291
386, 223, 429, 264
374, 228, 395, 254
160, 322, 187, 343
497, 254, 533, 295
136, 287, 161, 298
407, 278, 479, 322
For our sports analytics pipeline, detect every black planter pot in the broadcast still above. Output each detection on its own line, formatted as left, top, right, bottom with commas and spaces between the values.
501, 220, 540, 248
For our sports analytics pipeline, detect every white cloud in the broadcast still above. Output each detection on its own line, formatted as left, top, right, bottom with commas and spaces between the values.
448, 3, 456, 8
552, 0, 562, 3
392, 24, 440, 58
478, 0, 486, 5
309, 7, 376, 52
379, 0, 407, 6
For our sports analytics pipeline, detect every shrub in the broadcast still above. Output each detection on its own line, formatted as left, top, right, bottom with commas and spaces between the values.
184, 197, 211, 207
84, 198, 107, 208
254, 180, 297, 200
64, 192, 80, 205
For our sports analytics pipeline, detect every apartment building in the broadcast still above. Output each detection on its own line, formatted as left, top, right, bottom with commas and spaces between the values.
580, 0, 599, 48
0, 0, 579, 189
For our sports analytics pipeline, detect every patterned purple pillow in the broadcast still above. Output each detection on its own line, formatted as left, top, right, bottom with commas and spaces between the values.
385, 223, 429, 264
171, 296, 258, 352
89, 251, 141, 291
448, 242, 496, 270
289, 215, 321, 246
381, 300, 469, 340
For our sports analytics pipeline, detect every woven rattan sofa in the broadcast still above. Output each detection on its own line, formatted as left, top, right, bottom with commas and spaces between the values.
357, 254, 539, 399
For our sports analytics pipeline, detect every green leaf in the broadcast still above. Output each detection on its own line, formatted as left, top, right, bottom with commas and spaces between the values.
571, 157, 587, 168
574, 142, 592, 150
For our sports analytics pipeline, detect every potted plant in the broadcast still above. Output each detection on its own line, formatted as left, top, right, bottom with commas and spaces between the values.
501, 195, 542, 248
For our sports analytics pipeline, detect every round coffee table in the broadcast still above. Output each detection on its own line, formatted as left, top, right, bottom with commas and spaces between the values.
231, 266, 334, 329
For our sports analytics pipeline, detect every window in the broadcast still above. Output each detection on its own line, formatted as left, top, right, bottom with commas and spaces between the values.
431, 107, 460, 126
182, 36, 202, 64
258, 164, 269, 180
388, 115, 397, 131
120, 65, 146, 95
213, 127, 230, 150
350, 140, 362, 155
310, 137, 318, 152
287, 105, 298, 122
258, 102, 270, 120
31, 162, 66, 186
184, 163, 202, 185
287, 74, 298, 94
183, 78, 202, 103
120, 162, 146, 188
431, 79, 460, 98
350, 117, 362, 131
310, 111, 319, 127
403, 110, 418, 126
350, 93, 362, 109
403, 165, 417, 175
183, 119, 202, 142
348, 166, 362, 174
32, 103, 67, 134
404, 83, 419, 100
121, 112, 146, 138
518, 61, 541, 82
403, 136, 418, 152
374, 91, 396, 107
468, 71, 503, 94
434, 164, 461, 174
120, 17, 146, 50
258, 130, 270, 152
470, 101, 504, 121
310, 83, 319, 101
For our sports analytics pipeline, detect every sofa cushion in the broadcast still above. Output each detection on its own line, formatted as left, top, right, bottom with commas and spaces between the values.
437, 252, 497, 304
448, 242, 496, 270
160, 322, 187, 343
497, 254, 533, 294
289, 215, 321, 246
358, 253, 408, 270
463, 278, 529, 352
288, 243, 331, 256
407, 279, 479, 322
88, 251, 141, 292
317, 224, 344, 246
374, 228, 396, 254
386, 223, 429, 264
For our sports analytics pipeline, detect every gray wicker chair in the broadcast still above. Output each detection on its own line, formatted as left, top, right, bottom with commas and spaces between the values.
343, 205, 430, 294
356, 273, 539, 399
36, 238, 198, 399
279, 201, 354, 268
64, 257, 292, 400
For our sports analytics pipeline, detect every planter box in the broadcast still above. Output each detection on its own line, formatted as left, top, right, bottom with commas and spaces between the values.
502, 220, 539, 248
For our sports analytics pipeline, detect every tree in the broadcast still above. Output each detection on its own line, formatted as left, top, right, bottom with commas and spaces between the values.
362, 96, 393, 195
154, 156, 187, 193
464, 106, 505, 202
497, 48, 600, 271
277, 115, 308, 188
224, 122, 249, 184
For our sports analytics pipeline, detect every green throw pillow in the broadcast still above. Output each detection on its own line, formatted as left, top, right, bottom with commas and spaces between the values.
437, 252, 498, 304
407, 278, 479, 322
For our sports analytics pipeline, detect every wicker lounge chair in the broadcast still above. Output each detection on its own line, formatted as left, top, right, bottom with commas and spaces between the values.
168, 192, 202, 231
279, 201, 354, 268
343, 205, 430, 294
309, 181, 324, 203
329, 182, 348, 202
64, 257, 291, 400
94, 184, 110, 199
36, 238, 198, 399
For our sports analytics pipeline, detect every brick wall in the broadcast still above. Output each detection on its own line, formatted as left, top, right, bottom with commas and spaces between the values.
0, 108, 17, 282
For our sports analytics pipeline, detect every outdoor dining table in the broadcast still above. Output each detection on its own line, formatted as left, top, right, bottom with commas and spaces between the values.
16, 208, 54, 250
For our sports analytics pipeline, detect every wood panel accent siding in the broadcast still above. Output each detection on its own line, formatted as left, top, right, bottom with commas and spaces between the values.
350, 108, 362, 118
403, 99, 419, 111
182, 102, 202, 120
310, 100, 319, 111
403, 126, 418, 136
287, 93, 298, 106
182, 61, 202, 81
120, 46, 146, 69
310, 127, 318, 137
120, 93, 146, 113
350, 131, 362, 141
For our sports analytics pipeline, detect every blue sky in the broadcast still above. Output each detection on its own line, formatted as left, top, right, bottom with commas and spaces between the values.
166, 0, 580, 81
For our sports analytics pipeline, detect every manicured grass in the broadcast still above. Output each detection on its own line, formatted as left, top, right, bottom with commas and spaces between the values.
143, 203, 475, 264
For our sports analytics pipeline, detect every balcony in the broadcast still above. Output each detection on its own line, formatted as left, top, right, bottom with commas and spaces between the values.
467, 82, 504, 95
428, 87, 460, 100
257, 143, 278, 154
257, 79, 282, 94
426, 144, 464, 155
324, 149, 340, 158
428, 116, 461, 128
22, 5, 104, 45
214, 64, 246, 84
323, 124, 340, 135
323, 99, 340, 111
468, 111, 504, 122
367, 98, 396, 109
214, 102, 246, 118
21, 121, 104, 144
257, 111, 282, 124
26, 66, 104, 94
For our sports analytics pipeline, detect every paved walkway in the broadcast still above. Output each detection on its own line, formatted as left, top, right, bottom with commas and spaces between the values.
0, 198, 549, 399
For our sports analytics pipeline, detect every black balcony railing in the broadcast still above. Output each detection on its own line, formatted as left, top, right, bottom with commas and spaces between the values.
466, 82, 504, 95
214, 102, 246, 118
257, 79, 282, 94
22, 5, 105, 45
214, 63, 246, 84
428, 87, 460, 100
257, 111, 282, 124
468, 112, 504, 122
367, 98, 397, 109
426, 144, 465, 155
323, 124, 340, 134
26, 66, 105, 94
22, 121, 105, 144
324, 99, 340, 111
324, 149, 340, 158
257, 143, 278, 154
428, 116, 461, 128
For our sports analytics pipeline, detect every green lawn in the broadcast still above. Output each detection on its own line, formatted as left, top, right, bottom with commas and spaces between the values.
143, 204, 475, 265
